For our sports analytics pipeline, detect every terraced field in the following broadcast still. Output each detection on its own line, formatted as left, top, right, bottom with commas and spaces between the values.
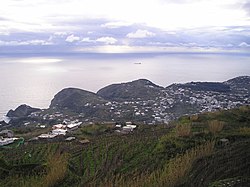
0, 106, 249, 187
182, 140, 250, 187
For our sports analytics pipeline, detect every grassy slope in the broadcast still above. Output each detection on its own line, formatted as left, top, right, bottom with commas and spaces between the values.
0, 106, 249, 187
178, 105, 250, 187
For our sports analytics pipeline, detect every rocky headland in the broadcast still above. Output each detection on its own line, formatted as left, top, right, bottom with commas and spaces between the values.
3, 76, 249, 127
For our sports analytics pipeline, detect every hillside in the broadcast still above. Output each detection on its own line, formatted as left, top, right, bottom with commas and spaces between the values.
224, 76, 250, 94
7, 104, 41, 118
97, 79, 163, 101
50, 88, 107, 111
52, 76, 249, 123
3, 76, 249, 127
1, 106, 250, 186
49, 88, 111, 120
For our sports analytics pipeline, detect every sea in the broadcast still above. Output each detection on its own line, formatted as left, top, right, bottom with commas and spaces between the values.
0, 52, 250, 120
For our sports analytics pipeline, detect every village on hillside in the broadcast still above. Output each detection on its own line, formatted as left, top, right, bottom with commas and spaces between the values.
1, 77, 249, 147
0, 119, 137, 147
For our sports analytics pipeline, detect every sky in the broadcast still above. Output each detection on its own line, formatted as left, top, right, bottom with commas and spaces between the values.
0, 0, 250, 54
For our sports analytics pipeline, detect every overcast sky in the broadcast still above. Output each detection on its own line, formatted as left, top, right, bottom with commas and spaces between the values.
0, 0, 250, 53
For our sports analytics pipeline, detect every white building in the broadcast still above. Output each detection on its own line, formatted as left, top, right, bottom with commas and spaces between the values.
0, 137, 14, 146
126, 124, 137, 129
38, 134, 57, 139
125, 122, 132, 125
52, 124, 66, 130
67, 122, 82, 131
122, 124, 137, 132
52, 129, 67, 136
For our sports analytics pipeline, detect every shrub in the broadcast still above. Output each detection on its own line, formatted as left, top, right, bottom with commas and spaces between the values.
132, 141, 215, 187
176, 123, 192, 137
154, 133, 185, 156
42, 152, 69, 187
239, 127, 250, 136
190, 114, 199, 122
208, 120, 224, 135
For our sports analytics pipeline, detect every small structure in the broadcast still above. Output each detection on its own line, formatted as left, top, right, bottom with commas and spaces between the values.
65, 137, 76, 141
38, 133, 57, 139
115, 124, 122, 128
39, 125, 46, 128
0, 137, 14, 146
52, 124, 66, 130
219, 138, 230, 146
79, 139, 90, 144
67, 122, 82, 131
52, 129, 67, 136
122, 124, 137, 131
126, 124, 137, 129
125, 122, 132, 126
118, 124, 137, 134
122, 126, 133, 133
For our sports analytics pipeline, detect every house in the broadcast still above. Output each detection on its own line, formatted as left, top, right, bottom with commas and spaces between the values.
0, 137, 14, 146
52, 124, 66, 130
122, 126, 133, 132
67, 122, 82, 131
52, 129, 67, 136
125, 122, 132, 126
126, 124, 137, 129
38, 133, 57, 139
119, 124, 137, 134
65, 137, 76, 141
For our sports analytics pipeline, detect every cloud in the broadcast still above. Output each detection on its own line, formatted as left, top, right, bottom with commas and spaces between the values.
0, 0, 249, 34
157, 0, 200, 4
242, 1, 250, 15
101, 21, 132, 28
127, 29, 156, 38
54, 32, 68, 36
0, 16, 9, 21
0, 17, 249, 53
65, 34, 80, 42
29, 40, 53, 45
0, 31, 9, 35
96, 37, 117, 44
0, 39, 52, 46
238, 42, 250, 47
81, 37, 95, 43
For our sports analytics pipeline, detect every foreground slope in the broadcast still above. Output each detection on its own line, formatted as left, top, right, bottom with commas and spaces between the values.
1, 106, 250, 187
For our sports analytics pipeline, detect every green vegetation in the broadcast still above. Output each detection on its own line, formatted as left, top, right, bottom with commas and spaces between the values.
79, 123, 114, 136
175, 123, 192, 137
0, 106, 250, 186
208, 120, 224, 135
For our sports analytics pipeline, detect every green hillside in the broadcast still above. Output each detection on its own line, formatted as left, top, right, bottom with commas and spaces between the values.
0, 106, 249, 187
